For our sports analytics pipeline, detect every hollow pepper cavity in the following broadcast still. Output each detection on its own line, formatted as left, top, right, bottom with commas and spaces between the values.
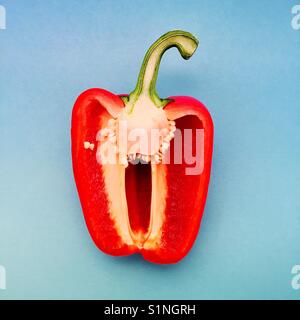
71, 30, 214, 264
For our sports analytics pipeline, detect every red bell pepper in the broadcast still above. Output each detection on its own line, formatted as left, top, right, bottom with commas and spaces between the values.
71, 30, 214, 264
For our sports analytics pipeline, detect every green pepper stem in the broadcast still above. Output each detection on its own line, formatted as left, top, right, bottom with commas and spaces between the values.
128, 30, 199, 108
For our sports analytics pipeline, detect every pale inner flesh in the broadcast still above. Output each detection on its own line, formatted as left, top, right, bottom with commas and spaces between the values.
101, 162, 167, 249
93, 99, 174, 249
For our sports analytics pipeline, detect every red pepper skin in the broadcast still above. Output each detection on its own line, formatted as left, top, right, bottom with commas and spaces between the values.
72, 89, 213, 263
72, 88, 136, 256
142, 96, 213, 264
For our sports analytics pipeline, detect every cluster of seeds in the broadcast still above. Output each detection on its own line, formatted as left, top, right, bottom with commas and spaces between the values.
86, 118, 176, 167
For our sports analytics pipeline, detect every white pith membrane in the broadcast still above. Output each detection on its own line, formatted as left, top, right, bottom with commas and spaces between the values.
93, 96, 176, 249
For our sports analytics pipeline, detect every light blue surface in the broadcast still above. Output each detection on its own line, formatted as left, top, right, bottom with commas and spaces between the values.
0, 0, 300, 299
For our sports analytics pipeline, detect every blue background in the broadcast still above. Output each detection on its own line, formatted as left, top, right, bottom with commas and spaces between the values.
0, 0, 299, 299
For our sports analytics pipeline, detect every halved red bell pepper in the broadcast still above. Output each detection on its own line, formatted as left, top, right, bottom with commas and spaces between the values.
71, 30, 214, 264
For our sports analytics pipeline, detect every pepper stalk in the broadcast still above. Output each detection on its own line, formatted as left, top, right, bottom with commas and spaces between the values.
123, 30, 199, 111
